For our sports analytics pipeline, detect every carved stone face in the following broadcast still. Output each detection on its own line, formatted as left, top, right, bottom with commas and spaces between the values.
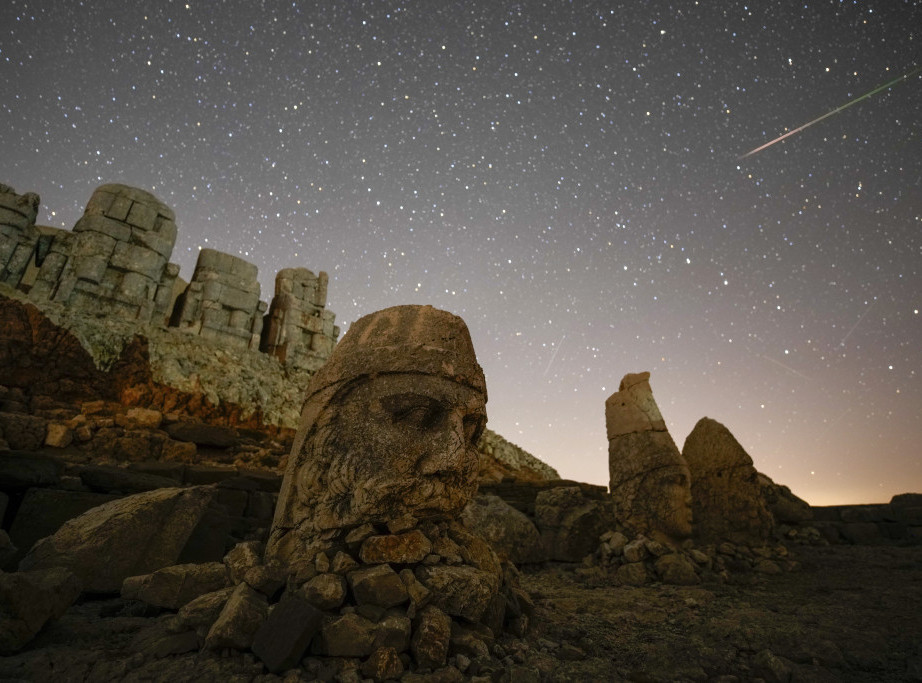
266, 305, 487, 566
637, 464, 693, 540
297, 373, 486, 530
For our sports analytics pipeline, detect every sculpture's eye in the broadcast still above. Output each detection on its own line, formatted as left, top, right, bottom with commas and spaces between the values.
464, 414, 486, 445
382, 394, 447, 430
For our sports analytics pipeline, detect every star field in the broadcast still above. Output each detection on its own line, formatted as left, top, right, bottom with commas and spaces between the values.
3, 1, 921, 504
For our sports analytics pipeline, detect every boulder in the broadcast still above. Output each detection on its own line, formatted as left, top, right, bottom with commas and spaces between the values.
411, 605, 451, 670
121, 562, 228, 609
414, 565, 498, 622
348, 564, 409, 608
758, 473, 813, 524
203, 582, 268, 650
460, 493, 546, 564
654, 553, 701, 585
682, 417, 775, 544
18, 486, 214, 592
251, 591, 323, 673
322, 612, 377, 657
0, 567, 81, 653
300, 572, 347, 610
358, 529, 433, 564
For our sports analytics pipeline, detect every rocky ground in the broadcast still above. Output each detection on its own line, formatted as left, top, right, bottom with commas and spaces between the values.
1, 543, 920, 682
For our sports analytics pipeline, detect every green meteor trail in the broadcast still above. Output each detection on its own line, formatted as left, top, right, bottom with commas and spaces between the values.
739, 65, 922, 159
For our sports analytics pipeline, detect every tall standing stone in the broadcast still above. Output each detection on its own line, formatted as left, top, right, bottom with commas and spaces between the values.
605, 372, 693, 546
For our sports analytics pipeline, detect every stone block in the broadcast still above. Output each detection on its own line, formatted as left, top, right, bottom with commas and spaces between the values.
109, 241, 165, 281
373, 614, 412, 653
299, 572, 346, 610
74, 213, 131, 242
117, 270, 155, 302
348, 564, 409, 608
411, 605, 451, 670
83, 189, 115, 216
251, 591, 323, 673
126, 201, 158, 230
414, 565, 498, 622
166, 423, 235, 449
78, 465, 179, 494
121, 561, 227, 609
359, 530, 433, 565
106, 195, 133, 221
204, 582, 268, 651
0, 567, 81, 654
322, 612, 377, 657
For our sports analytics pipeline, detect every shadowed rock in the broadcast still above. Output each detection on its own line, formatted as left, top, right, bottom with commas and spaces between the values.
606, 372, 692, 546
682, 417, 775, 544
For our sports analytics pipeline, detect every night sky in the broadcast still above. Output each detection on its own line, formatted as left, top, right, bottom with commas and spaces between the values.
3, 1, 920, 505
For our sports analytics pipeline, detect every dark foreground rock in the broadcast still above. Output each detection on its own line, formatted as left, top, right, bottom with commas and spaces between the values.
0, 544, 919, 681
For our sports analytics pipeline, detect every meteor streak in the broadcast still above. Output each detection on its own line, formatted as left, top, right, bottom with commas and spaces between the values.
740, 65, 922, 159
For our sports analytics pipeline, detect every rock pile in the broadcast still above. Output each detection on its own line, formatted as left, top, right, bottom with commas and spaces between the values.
582, 528, 799, 587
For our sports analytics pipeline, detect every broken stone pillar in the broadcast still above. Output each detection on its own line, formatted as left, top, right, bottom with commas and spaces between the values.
682, 417, 775, 544
28, 184, 178, 323
260, 267, 339, 371
0, 183, 41, 289
170, 249, 266, 352
606, 371, 693, 547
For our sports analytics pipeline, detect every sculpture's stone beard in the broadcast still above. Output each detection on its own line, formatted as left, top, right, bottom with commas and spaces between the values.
270, 373, 485, 560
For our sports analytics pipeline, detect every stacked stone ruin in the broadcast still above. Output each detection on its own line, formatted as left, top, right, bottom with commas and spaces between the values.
0, 182, 338, 370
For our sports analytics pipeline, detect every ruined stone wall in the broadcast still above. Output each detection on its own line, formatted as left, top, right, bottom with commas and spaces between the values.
2, 181, 339, 370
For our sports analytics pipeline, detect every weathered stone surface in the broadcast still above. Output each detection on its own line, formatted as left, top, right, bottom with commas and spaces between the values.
654, 553, 701, 585
203, 582, 268, 650
251, 591, 323, 673
359, 529, 433, 564
534, 486, 614, 562
18, 486, 214, 592
299, 572, 346, 610
223, 540, 263, 585
175, 586, 235, 635
6, 488, 120, 569
267, 305, 487, 564
683, 417, 775, 544
373, 613, 412, 652
399, 567, 431, 611
121, 562, 227, 609
0, 413, 48, 451
361, 646, 405, 680
322, 612, 377, 657
411, 605, 452, 670
461, 493, 546, 564
0, 567, 81, 654
414, 565, 499, 621
617, 562, 649, 586
348, 563, 409, 608
130, 620, 200, 658
606, 372, 693, 546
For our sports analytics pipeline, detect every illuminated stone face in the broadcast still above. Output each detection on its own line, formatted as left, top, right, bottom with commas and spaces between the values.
635, 463, 693, 541
267, 305, 487, 565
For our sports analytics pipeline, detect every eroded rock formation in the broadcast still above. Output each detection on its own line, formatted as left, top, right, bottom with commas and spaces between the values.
606, 372, 693, 546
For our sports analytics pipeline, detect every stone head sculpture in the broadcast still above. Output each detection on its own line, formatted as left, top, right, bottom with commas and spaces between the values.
267, 305, 487, 565
606, 372, 693, 545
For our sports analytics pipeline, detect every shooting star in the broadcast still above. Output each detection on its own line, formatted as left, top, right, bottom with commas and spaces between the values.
543, 334, 566, 377
740, 64, 922, 159
839, 300, 877, 347
758, 353, 812, 381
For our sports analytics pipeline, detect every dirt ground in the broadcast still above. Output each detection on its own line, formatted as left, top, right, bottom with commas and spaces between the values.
1, 544, 920, 682
518, 544, 922, 682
